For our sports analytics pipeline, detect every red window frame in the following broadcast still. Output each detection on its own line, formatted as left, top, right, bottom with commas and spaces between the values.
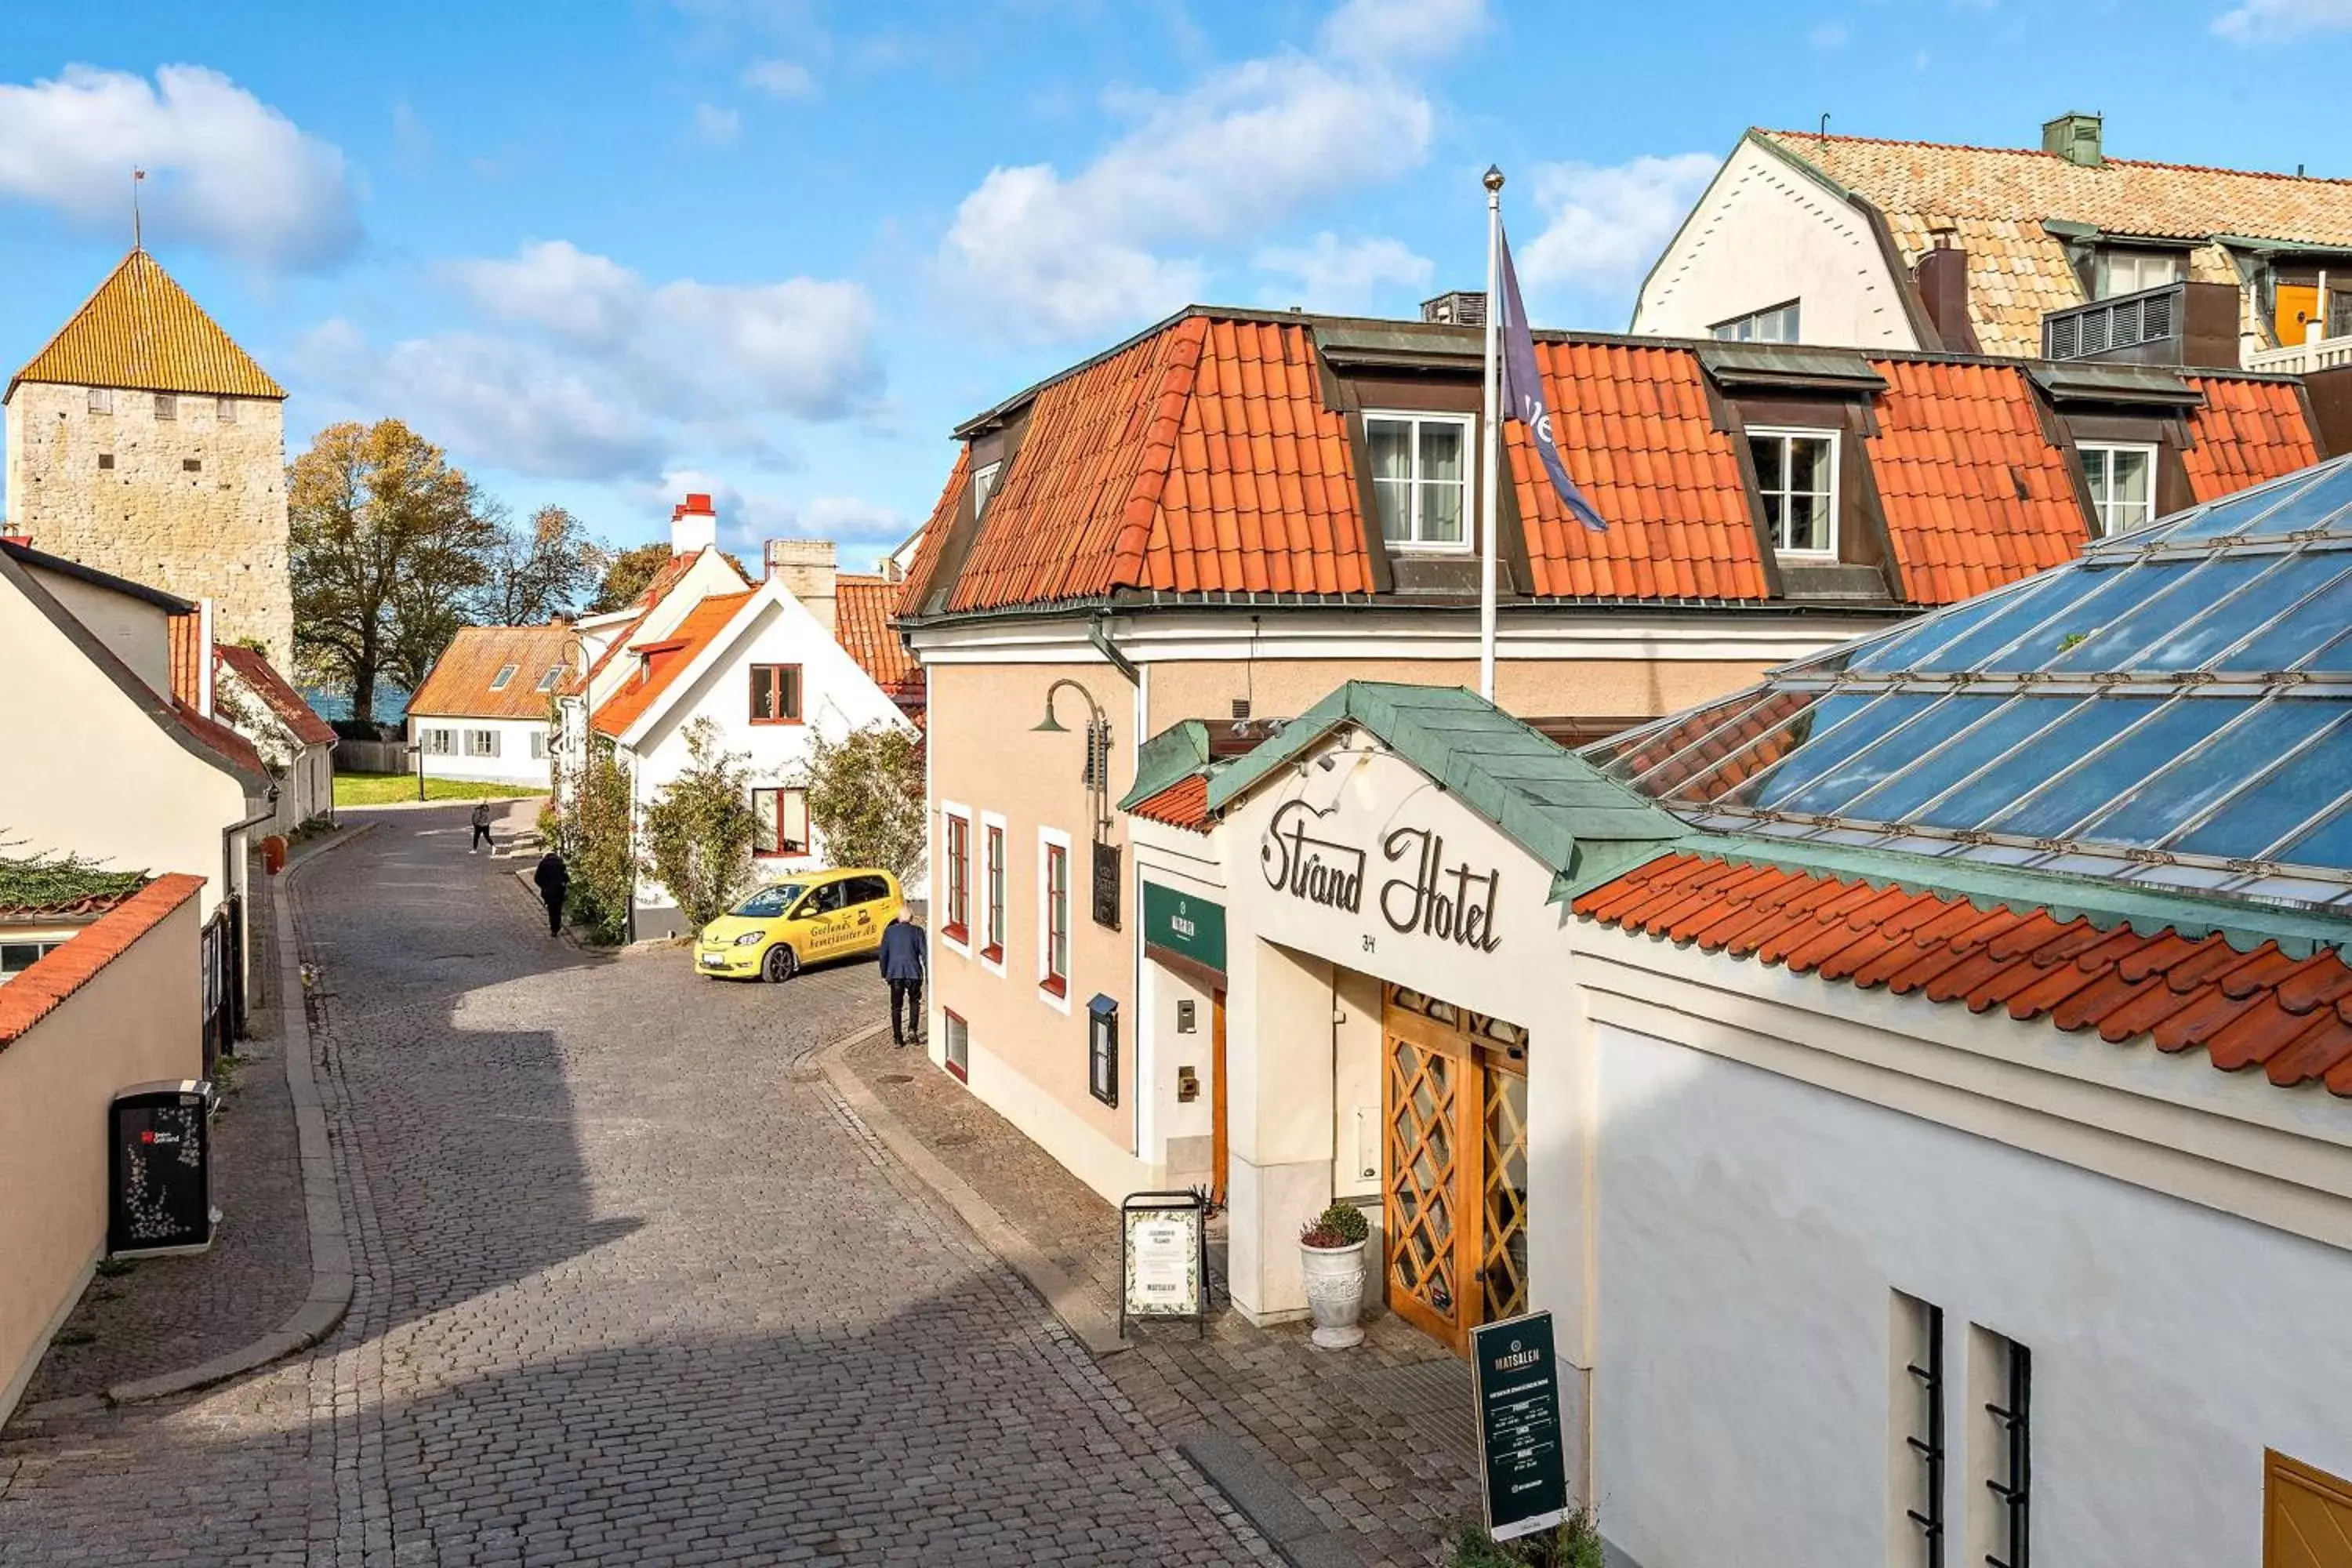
1043, 843, 1069, 998
750, 663, 803, 725
982, 823, 1005, 964
751, 786, 810, 858
943, 812, 970, 942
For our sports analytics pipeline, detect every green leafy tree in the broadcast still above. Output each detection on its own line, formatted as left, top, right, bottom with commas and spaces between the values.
639, 720, 760, 931
477, 504, 602, 625
804, 723, 924, 880
546, 736, 637, 945
586, 541, 673, 614
289, 419, 501, 720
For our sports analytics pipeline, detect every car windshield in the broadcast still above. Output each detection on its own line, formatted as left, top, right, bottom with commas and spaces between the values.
730, 884, 806, 919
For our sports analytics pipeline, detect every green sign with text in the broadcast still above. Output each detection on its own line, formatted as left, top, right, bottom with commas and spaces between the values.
1142, 882, 1226, 973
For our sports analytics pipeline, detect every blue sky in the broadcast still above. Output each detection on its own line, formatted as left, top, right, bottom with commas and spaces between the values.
2, 0, 2348, 568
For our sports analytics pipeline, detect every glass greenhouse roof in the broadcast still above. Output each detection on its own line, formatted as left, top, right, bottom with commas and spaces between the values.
1586, 455, 2352, 913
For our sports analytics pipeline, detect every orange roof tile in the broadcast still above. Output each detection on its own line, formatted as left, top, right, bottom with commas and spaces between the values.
835, 575, 920, 696
169, 608, 207, 710
1128, 775, 1211, 833
10, 249, 284, 400
592, 592, 755, 739
409, 624, 575, 721
895, 448, 968, 615
2183, 376, 2325, 503
1575, 851, 2352, 1098
174, 698, 268, 780
216, 644, 336, 746
0, 873, 205, 1047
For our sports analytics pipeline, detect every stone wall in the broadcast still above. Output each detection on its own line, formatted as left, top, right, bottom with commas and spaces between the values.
4, 380, 293, 670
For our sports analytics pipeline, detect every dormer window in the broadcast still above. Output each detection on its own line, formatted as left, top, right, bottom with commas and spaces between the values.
489, 663, 520, 691
2081, 443, 2157, 536
1712, 299, 1801, 343
1748, 429, 1839, 556
1366, 412, 1471, 550
2095, 249, 2180, 299
971, 461, 1003, 517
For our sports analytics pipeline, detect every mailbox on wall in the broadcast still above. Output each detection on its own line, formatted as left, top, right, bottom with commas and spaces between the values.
1087, 994, 1119, 1107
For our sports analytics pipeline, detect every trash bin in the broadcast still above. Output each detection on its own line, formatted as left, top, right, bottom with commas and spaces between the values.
109, 1080, 218, 1256
261, 834, 288, 875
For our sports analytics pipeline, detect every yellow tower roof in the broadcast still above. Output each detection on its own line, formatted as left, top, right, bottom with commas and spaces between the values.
8, 249, 285, 402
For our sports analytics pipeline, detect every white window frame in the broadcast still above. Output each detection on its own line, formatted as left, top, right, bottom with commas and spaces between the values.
1711, 299, 1801, 343
2079, 441, 2159, 538
87, 387, 113, 415
528, 731, 547, 760
489, 663, 520, 691
1747, 426, 1841, 558
979, 809, 1008, 978
750, 785, 811, 859
1036, 825, 1073, 1014
535, 664, 564, 692
939, 801, 973, 957
1363, 410, 1474, 554
971, 461, 1003, 517
2096, 249, 2182, 299
423, 727, 455, 756
466, 728, 500, 758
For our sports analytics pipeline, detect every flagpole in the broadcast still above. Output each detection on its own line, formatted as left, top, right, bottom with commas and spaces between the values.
1479, 165, 1504, 705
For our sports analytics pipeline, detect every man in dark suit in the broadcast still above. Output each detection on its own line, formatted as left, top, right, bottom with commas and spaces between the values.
532, 850, 570, 938
878, 909, 926, 1046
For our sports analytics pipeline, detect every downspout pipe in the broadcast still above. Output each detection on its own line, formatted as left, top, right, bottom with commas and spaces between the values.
223, 786, 279, 1018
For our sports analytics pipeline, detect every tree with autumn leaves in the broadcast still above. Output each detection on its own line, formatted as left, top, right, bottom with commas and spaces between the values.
289, 419, 604, 720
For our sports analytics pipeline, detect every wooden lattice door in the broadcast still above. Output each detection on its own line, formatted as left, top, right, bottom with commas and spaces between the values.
1382, 986, 1530, 1354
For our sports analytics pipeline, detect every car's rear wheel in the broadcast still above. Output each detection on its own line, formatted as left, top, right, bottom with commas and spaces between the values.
762, 944, 798, 983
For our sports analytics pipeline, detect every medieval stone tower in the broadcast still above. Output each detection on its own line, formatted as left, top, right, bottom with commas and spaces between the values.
3, 249, 293, 669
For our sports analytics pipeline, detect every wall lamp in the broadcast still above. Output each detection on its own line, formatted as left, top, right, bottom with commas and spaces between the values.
1033, 677, 1112, 841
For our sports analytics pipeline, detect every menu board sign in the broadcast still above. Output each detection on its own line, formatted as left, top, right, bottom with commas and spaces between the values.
1469, 1309, 1570, 1542
108, 1080, 216, 1255
1120, 1191, 1207, 1333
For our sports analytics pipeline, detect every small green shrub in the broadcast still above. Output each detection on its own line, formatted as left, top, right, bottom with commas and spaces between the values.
1299, 1201, 1369, 1248
1446, 1511, 1605, 1568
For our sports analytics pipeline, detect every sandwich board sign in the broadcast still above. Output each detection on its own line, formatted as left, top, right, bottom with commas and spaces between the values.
1470, 1309, 1570, 1541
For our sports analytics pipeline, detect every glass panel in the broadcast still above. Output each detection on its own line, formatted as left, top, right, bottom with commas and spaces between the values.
1760, 489, 1787, 547
1911, 699, 2160, 831
2137, 554, 2346, 670
1419, 420, 1465, 483
2070, 701, 2328, 846
2110, 448, 2152, 531
2170, 464, 2352, 541
1786, 436, 1828, 498
1748, 434, 1784, 491
1982, 561, 2196, 670
1374, 479, 1411, 542
1771, 696, 2005, 816
1842, 697, 2081, 822
2172, 719, 2352, 859
1722, 694, 1936, 808
1786, 489, 1830, 553
1848, 579, 2048, 673
2220, 566, 2352, 670
1420, 480, 1464, 543
1367, 419, 1411, 481
2276, 804, 2352, 874
1912, 564, 2116, 671
2301, 629, 2352, 673
1986, 699, 2239, 838
2049, 554, 2269, 670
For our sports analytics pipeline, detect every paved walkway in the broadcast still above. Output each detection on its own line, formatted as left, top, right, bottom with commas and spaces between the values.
0, 804, 1275, 1566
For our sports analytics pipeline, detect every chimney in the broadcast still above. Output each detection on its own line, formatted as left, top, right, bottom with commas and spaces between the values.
670, 492, 717, 556
1421, 290, 1486, 326
1914, 226, 1980, 354
765, 539, 837, 635
2042, 111, 2103, 169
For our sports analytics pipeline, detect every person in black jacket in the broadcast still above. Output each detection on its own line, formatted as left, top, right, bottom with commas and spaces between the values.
877, 909, 926, 1046
470, 800, 494, 853
532, 851, 570, 938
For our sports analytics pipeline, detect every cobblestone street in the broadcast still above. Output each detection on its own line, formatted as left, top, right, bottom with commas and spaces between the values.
0, 804, 1276, 1566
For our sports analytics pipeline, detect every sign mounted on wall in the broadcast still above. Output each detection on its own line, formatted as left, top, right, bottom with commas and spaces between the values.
1142, 881, 1227, 973
1087, 993, 1119, 1107
1470, 1309, 1570, 1542
1260, 798, 1504, 953
1091, 841, 1122, 930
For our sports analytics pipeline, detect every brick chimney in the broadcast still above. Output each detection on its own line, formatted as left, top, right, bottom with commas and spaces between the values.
765, 539, 837, 634
1914, 226, 1980, 354
670, 493, 717, 556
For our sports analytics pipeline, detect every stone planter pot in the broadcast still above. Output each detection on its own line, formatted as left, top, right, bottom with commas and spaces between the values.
1300, 1239, 1367, 1349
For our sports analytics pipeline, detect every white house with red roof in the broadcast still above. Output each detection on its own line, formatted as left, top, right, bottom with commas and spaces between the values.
556, 494, 923, 938
214, 642, 337, 833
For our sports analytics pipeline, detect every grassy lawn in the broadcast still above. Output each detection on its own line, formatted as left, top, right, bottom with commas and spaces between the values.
333, 771, 550, 808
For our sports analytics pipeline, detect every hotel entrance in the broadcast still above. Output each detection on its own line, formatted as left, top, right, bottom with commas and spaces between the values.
1382, 982, 1529, 1355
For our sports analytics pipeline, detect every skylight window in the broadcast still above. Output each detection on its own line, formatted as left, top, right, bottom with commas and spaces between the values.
535, 665, 564, 692
489, 664, 520, 691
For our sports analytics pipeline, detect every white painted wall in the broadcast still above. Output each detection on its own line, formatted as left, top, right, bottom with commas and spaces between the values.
1632, 137, 1921, 350
407, 715, 552, 788
1587, 1018, 2352, 1566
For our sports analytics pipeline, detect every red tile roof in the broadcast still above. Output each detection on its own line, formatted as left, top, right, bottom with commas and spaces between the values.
592, 591, 755, 738
409, 624, 575, 721
895, 448, 967, 616
169, 609, 206, 710
1128, 775, 1212, 833
2184, 375, 2325, 503
1574, 851, 2352, 1098
909, 310, 2325, 618
175, 698, 269, 780
0, 873, 205, 1047
835, 575, 920, 697
216, 644, 336, 746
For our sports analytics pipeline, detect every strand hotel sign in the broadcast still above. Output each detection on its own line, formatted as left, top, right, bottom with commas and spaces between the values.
1260, 797, 1504, 955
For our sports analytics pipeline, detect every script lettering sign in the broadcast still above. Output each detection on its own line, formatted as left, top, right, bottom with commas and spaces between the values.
1261, 798, 1505, 954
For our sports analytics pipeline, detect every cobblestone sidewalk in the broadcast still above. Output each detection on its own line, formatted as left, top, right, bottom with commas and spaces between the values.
842, 1033, 1488, 1567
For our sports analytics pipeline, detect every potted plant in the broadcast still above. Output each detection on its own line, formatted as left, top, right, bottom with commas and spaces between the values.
1298, 1201, 1370, 1349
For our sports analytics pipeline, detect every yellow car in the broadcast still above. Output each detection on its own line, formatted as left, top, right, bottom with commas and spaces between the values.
695, 869, 903, 982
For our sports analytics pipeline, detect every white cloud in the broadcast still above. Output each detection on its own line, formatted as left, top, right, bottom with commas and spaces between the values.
693, 103, 742, 144
2214, 0, 2352, 40
1317, 0, 1486, 61
743, 59, 818, 98
295, 241, 881, 481
1254, 233, 1432, 313
0, 64, 356, 267
637, 472, 907, 561
1519, 153, 1718, 306
938, 0, 1478, 342
1809, 20, 1851, 48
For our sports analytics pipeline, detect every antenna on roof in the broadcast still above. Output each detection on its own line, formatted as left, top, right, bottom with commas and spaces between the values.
132, 167, 145, 251
1818, 113, 1830, 143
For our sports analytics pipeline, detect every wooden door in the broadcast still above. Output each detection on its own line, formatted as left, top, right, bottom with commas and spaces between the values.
1210, 989, 1229, 1207
2269, 1450, 2352, 1567
2278, 283, 2324, 348
1381, 985, 1531, 1354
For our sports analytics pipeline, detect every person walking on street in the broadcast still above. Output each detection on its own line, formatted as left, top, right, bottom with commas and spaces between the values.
533, 849, 570, 938
878, 907, 926, 1046
470, 800, 494, 854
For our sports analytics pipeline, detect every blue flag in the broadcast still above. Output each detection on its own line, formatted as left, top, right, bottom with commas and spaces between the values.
1497, 223, 1606, 533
